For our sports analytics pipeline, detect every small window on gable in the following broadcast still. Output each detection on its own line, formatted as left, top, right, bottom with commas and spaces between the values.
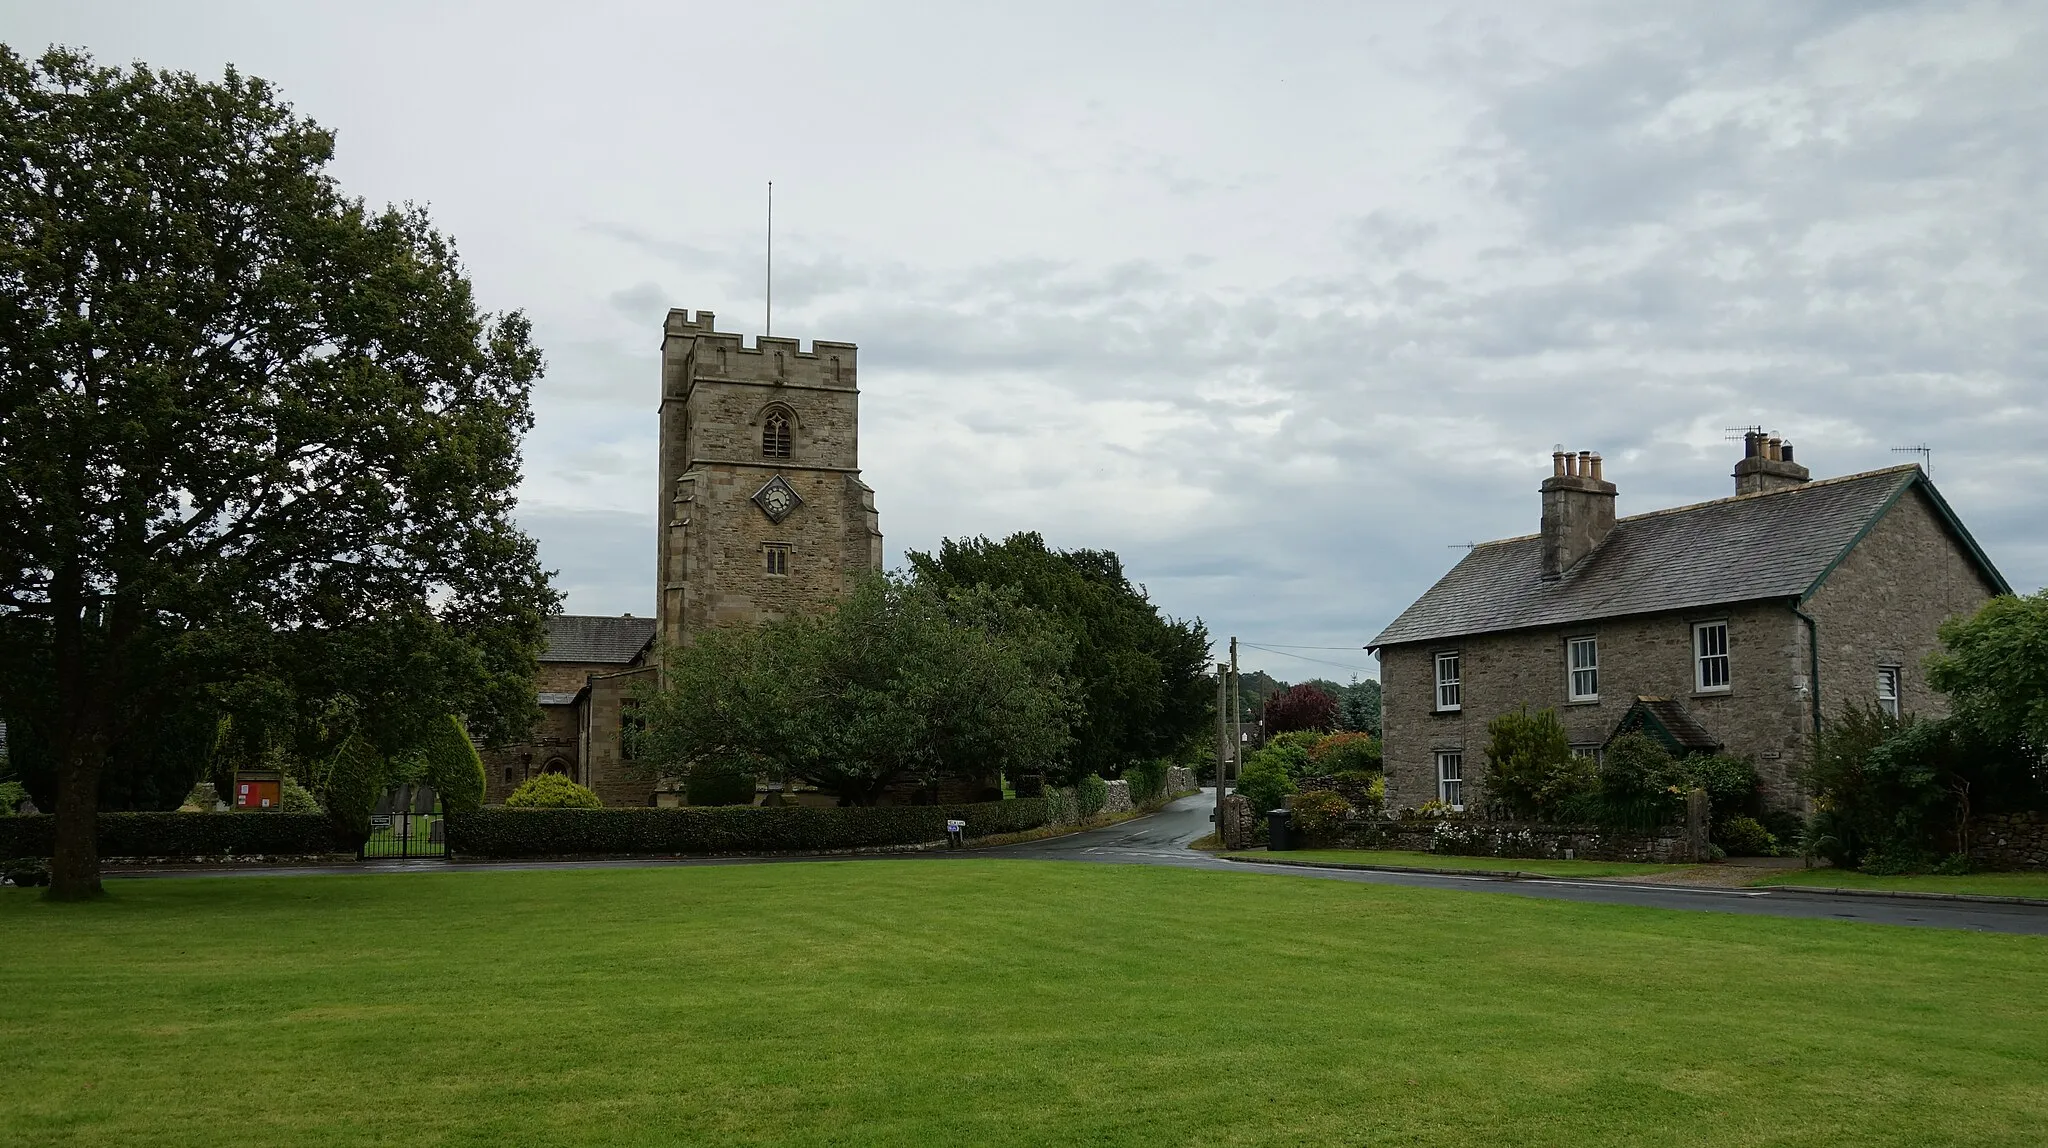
1434, 652, 1462, 712
765, 543, 790, 577
1567, 636, 1599, 702
1695, 621, 1730, 692
1877, 666, 1902, 718
762, 411, 792, 458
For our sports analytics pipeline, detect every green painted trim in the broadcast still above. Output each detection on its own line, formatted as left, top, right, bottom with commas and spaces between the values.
1911, 473, 2013, 595
1792, 599, 1823, 736
1803, 470, 2010, 600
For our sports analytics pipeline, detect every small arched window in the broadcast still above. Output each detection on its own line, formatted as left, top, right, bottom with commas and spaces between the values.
762, 410, 792, 458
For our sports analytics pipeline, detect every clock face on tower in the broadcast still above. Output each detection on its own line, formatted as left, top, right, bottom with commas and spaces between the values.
752, 475, 803, 524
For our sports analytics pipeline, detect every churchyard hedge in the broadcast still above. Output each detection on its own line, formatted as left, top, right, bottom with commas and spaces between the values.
445, 799, 1054, 859
0, 812, 341, 860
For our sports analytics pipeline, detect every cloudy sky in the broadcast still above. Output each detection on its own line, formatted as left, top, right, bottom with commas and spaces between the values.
9, 1, 2044, 681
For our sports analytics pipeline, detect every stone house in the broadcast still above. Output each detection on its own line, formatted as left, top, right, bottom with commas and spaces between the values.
1368, 435, 2009, 814
483, 309, 885, 806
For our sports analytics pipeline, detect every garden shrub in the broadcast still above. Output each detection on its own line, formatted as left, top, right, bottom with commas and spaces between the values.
279, 778, 324, 815
1260, 731, 1322, 780
444, 799, 1050, 858
1124, 758, 1169, 805
0, 812, 340, 859
506, 773, 603, 809
1333, 770, 1386, 814
0, 780, 27, 816
1235, 752, 1296, 814
1077, 774, 1109, 818
308, 733, 388, 842
1290, 789, 1352, 844
687, 761, 759, 806
1482, 707, 1591, 817
941, 798, 1051, 837
418, 715, 487, 814
1679, 754, 1760, 815
1309, 732, 1381, 774
3, 857, 51, 887
1714, 815, 1778, 857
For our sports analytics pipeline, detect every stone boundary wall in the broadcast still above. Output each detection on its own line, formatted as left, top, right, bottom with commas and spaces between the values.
1336, 816, 1695, 864
1971, 812, 2048, 871
1220, 794, 1258, 849
1101, 780, 1134, 815
1166, 766, 1197, 796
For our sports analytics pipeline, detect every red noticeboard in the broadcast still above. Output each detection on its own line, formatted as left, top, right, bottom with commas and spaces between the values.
235, 780, 280, 810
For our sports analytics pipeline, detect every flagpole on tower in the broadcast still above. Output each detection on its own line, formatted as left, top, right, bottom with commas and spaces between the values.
765, 180, 773, 337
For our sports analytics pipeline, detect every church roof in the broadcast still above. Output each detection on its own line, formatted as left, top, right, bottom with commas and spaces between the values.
1369, 465, 2007, 649
542, 615, 657, 664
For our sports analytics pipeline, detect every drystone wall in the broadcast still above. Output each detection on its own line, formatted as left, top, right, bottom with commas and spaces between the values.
1334, 815, 1697, 864
1166, 766, 1197, 795
1101, 780, 1134, 815
1970, 812, 2048, 871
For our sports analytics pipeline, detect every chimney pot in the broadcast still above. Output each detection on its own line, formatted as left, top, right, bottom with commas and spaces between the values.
1781, 442, 1795, 463
1766, 435, 1782, 461
1540, 445, 1618, 580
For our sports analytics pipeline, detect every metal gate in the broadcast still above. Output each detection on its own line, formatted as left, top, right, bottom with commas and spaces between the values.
361, 784, 447, 859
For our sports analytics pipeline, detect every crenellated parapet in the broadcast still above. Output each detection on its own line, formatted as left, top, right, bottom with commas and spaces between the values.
662, 307, 857, 393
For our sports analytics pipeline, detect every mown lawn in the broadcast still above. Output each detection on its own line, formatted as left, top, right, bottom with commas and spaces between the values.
1225, 848, 1691, 878
4, 860, 2046, 1146
1748, 868, 2048, 899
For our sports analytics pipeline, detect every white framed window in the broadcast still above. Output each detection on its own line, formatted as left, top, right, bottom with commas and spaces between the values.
1877, 666, 1902, 718
1572, 744, 1603, 764
1567, 636, 1599, 701
1436, 751, 1464, 809
1434, 652, 1462, 712
1694, 621, 1730, 692
764, 543, 790, 577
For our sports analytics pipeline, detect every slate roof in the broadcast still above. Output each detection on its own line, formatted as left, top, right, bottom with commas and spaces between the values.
542, 615, 657, 664
536, 691, 583, 707
1370, 465, 2006, 649
1609, 697, 1722, 753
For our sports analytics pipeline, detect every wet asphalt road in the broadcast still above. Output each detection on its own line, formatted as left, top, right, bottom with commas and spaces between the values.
109, 789, 2048, 935
993, 790, 2048, 936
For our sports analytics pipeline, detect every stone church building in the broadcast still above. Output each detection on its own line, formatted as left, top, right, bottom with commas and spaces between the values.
1369, 434, 2008, 814
484, 309, 884, 805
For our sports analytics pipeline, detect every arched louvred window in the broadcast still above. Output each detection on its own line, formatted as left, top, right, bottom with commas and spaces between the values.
762, 410, 793, 458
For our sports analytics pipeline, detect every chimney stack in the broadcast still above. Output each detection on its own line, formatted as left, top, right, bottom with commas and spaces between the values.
1541, 447, 1617, 580
1734, 430, 1810, 495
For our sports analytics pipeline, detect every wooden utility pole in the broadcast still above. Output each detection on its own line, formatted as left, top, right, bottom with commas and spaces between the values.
1214, 660, 1229, 831
1230, 637, 1242, 789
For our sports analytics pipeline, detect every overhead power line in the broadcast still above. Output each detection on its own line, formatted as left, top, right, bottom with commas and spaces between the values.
1236, 641, 1376, 674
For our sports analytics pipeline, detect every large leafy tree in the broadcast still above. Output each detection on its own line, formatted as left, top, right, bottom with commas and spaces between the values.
1927, 590, 2048, 762
906, 532, 1210, 783
0, 49, 555, 899
635, 574, 1075, 804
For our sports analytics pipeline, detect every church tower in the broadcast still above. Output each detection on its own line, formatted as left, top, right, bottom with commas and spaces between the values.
655, 309, 884, 651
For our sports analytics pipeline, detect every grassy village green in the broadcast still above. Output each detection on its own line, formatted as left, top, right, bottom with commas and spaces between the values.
5, 862, 2047, 1147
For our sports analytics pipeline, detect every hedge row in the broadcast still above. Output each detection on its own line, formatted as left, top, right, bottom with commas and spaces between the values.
0, 812, 341, 859
446, 798, 1054, 859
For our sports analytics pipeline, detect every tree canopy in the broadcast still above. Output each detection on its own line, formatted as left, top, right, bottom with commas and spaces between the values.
1263, 683, 1339, 735
0, 48, 555, 898
907, 532, 1210, 782
634, 573, 1076, 805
